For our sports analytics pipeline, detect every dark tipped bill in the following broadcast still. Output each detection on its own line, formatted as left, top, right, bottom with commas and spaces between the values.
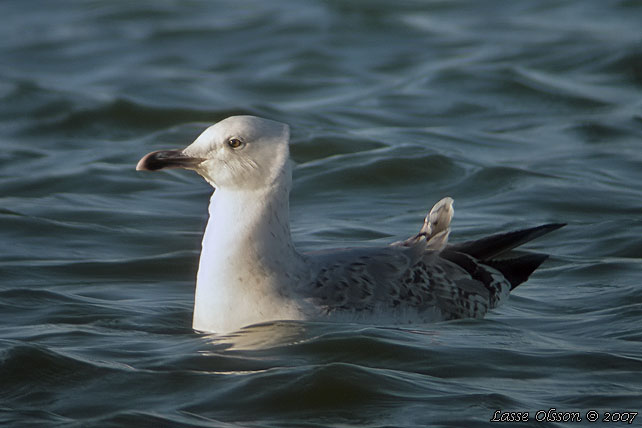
136, 150, 205, 171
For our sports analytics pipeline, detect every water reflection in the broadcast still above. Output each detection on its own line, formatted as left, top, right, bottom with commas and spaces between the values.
202, 321, 311, 351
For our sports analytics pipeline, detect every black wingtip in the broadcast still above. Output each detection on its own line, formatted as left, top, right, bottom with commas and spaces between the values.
485, 253, 550, 290
537, 223, 567, 233
448, 223, 566, 261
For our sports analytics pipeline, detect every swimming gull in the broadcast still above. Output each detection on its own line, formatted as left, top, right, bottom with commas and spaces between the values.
136, 115, 564, 334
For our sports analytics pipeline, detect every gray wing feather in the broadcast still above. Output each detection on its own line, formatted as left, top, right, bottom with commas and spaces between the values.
300, 197, 552, 322
305, 246, 416, 311
305, 243, 504, 320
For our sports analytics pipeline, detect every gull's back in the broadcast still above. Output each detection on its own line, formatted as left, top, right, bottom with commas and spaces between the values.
301, 223, 565, 323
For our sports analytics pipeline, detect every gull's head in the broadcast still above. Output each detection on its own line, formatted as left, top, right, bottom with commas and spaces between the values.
136, 115, 290, 190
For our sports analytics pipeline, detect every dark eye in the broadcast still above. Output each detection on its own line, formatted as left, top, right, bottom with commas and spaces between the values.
227, 138, 244, 149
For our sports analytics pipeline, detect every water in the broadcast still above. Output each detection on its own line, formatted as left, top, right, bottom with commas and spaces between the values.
1, 0, 641, 426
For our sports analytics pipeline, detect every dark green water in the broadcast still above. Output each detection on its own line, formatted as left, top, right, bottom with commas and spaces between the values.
1, 1, 641, 427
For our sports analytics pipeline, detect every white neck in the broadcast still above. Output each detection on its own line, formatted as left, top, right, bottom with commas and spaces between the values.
192, 181, 307, 333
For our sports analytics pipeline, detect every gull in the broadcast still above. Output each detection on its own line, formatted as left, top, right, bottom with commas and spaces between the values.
136, 116, 564, 334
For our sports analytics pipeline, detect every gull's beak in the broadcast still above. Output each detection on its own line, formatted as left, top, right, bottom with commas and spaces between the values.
136, 150, 205, 171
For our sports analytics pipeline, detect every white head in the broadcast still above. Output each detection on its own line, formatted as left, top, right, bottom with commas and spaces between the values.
136, 115, 291, 191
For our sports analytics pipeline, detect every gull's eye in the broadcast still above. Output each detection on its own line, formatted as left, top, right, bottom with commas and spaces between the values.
227, 138, 244, 149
